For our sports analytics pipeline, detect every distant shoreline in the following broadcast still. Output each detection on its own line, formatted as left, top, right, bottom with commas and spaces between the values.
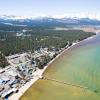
9, 34, 96, 100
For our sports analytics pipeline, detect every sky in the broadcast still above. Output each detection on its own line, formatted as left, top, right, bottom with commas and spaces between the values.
0, 0, 100, 19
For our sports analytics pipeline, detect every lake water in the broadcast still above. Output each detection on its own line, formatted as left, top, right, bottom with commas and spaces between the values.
20, 34, 100, 100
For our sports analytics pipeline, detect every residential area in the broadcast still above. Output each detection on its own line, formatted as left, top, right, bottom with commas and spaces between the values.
0, 47, 57, 99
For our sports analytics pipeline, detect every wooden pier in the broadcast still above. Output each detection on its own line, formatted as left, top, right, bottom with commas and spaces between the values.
40, 76, 89, 90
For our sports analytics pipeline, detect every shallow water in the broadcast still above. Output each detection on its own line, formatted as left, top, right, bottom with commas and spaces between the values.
20, 34, 100, 100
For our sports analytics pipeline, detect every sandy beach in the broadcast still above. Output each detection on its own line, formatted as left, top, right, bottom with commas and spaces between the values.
8, 35, 95, 100
9, 44, 75, 100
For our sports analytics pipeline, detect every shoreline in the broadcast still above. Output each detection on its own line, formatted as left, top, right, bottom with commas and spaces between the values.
8, 34, 96, 100
9, 44, 69, 100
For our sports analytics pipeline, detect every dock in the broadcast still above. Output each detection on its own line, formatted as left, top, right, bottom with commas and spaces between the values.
40, 76, 89, 89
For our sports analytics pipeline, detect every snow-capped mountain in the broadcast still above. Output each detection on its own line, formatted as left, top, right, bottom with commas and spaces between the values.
0, 15, 29, 20
0, 15, 100, 26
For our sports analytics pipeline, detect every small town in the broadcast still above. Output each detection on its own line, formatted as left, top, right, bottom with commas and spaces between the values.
0, 47, 59, 99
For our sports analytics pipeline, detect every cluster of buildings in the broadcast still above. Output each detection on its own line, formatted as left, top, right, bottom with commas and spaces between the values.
0, 47, 57, 99
0, 53, 35, 99
16, 29, 32, 37
33, 47, 56, 59
0, 65, 18, 99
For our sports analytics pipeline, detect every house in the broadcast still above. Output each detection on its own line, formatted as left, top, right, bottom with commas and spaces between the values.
1, 88, 18, 99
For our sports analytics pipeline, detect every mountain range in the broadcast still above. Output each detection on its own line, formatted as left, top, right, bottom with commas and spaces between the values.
0, 15, 100, 26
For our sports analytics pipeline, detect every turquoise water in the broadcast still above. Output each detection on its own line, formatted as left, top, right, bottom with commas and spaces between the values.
20, 34, 100, 100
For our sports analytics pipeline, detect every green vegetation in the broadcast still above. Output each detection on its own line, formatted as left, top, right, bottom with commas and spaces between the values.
36, 55, 51, 69
0, 27, 96, 68
0, 52, 9, 68
0, 29, 95, 56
